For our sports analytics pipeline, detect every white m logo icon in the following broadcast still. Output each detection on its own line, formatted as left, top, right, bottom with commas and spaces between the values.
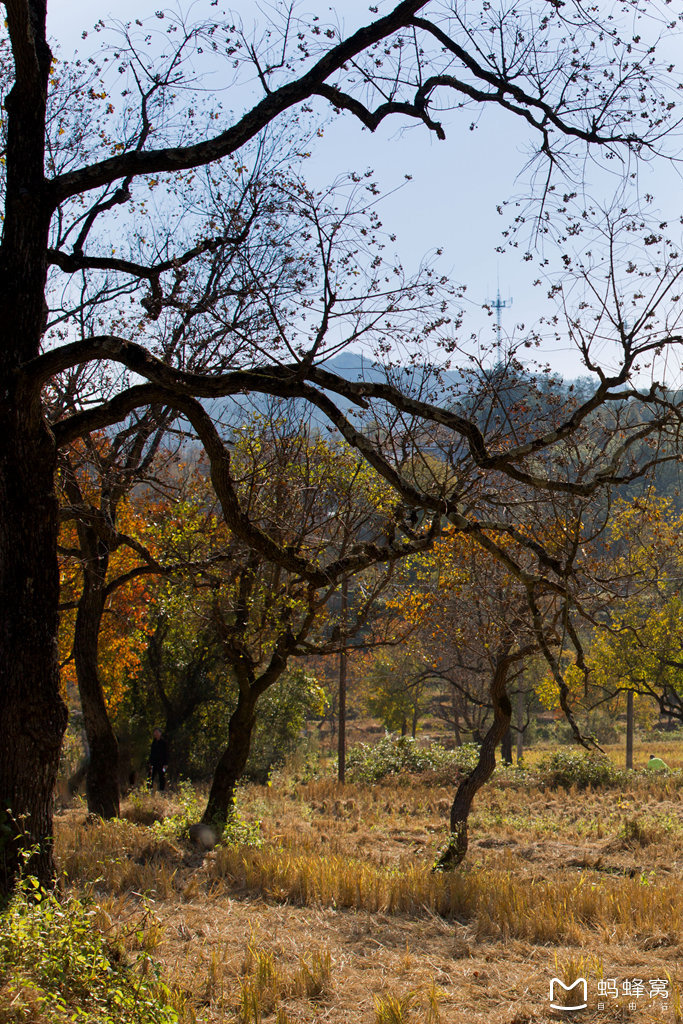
549, 978, 588, 1011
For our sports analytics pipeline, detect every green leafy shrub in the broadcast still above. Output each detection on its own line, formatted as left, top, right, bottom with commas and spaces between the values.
245, 668, 328, 784
150, 779, 204, 839
449, 742, 481, 776
344, 734, 479, 784
537, 749, 629, 789
493, 759, 539, 788
149, 782, 262, 848
0, 880, 179, 1023
286, 748, 322, 785
643, 724, 683, 743
221, 810, 263, 848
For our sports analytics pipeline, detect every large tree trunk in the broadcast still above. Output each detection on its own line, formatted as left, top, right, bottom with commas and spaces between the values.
0, 421, 66, 894
435, 655, 512, 871
73, 561, 120, 818
201, 689, 257, 832
0, 3, 62, 893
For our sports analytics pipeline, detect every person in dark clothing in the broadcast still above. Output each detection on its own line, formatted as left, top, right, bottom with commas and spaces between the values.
148, 728, 168, 791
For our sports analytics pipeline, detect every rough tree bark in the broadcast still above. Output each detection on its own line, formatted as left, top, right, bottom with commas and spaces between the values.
0, 413, 67, 891
199, 585, 310, 833
201, 688, 257, 833
61, 454, 122, 819
72, 556, 120, 818
434, 652, 513, 871
0, 0, 66, 893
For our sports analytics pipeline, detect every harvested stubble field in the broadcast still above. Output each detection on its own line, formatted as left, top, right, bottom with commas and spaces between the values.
46, 750, 683, 1024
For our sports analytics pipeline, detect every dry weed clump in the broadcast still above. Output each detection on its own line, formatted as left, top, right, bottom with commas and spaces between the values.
122, 793, 169, 826
373, 980, 443, 1024
374, 991, 416, 1023
231, 941, 332, 1022
55, 815, 186, 896
208, 843, 683, 945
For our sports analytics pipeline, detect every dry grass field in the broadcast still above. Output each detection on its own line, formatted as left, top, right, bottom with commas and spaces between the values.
43, 743, 683, 1024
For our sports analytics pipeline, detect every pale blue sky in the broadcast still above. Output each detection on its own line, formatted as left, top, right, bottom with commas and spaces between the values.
47, 1, 683, 381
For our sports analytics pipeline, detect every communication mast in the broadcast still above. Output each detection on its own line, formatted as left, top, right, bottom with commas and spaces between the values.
487, 284, 513, 337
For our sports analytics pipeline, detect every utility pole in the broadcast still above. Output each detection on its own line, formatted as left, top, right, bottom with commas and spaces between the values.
337, 578, 348, 783
626, 689, 634, 769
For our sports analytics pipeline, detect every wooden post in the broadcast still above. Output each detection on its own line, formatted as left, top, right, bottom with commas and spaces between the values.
337, 579, 348, 783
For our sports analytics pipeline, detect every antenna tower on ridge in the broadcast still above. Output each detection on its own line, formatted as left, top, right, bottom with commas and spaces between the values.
488, 284, 513, 337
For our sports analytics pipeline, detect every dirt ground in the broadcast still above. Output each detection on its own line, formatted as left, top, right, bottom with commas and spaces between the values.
54, 760, 683, 1024
144, 885, 681, 1023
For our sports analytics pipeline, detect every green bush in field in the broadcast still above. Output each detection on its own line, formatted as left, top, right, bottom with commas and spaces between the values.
344, 734, 480, 783
0, 879, 179, 1024
245, 668, 328, 784
125, 780, 262, 848
537, 749, 630, 789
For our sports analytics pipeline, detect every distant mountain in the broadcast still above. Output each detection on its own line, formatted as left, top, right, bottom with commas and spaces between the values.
204, 351, 471, 432
189, 354, 683, 509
